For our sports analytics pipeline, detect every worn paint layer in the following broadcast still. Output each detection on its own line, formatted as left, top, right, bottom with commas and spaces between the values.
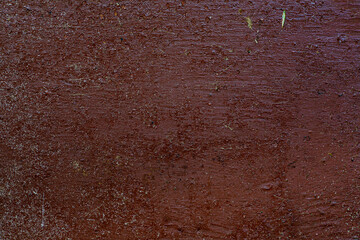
1, 0, 360, 239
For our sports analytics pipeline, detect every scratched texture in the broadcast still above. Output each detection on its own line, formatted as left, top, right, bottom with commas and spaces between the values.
0, 0, 360, 239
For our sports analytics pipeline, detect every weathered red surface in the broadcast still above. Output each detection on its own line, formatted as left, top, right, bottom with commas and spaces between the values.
1, 0, 360, 239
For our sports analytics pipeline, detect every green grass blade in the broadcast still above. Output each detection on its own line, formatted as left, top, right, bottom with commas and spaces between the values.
282, 10, 286, 28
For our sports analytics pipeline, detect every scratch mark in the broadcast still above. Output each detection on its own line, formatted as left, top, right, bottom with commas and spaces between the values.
41, 193, 45, 228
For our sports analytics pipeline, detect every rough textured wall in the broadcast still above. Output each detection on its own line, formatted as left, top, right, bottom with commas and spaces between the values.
0, 0, 359, 239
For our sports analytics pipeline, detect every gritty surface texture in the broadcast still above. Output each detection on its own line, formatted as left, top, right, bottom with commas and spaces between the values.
1, 0, 360, 239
